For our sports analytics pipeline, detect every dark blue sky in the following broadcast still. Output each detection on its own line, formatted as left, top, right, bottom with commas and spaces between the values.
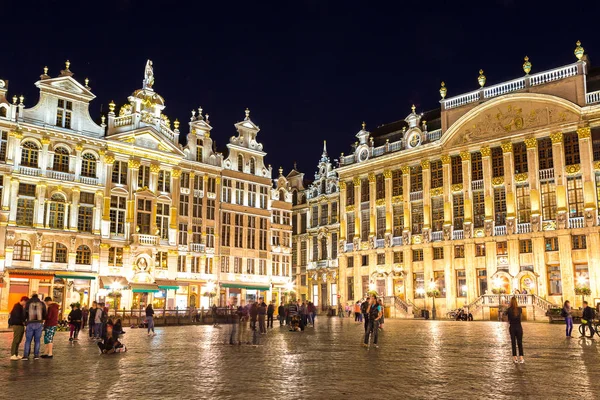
2, 0, 599, 179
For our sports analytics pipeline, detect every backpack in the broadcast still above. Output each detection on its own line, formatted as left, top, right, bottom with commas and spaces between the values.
28, 300, 44, 321
560, 308, 567, 318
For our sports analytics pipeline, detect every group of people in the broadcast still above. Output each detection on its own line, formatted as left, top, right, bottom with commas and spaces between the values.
361, 295, 384, 348
561, 300, 598, 339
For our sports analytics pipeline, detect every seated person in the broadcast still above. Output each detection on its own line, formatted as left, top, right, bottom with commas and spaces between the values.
97, 324, 126, 354
113, 319, 125, 336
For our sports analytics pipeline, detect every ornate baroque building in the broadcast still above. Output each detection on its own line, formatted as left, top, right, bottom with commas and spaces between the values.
337, 42, 600, 319
0, 60, 292, 319
289, 142, 339, 308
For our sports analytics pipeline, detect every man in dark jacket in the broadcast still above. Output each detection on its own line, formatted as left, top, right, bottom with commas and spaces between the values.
361, 298, 370, 335
9, 296, 28, 360
277, 303, 285, 326
41, 296, 59, 358
88, 301, 98, 338
267, 301, 275, 329
22, 294, 47, 360
249, 302, 258, 331
581, 301, 596, 338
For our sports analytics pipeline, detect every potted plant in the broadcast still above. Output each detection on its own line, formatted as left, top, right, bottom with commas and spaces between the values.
575, 287, 591, 306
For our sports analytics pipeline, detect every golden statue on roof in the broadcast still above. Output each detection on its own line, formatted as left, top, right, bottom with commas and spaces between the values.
144, 59, 154, 89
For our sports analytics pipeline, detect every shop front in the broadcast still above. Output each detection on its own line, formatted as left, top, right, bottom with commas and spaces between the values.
220, 283, 271, 305
130, 283, 160, 309
155, 279, 188, 309
99, 276, 129, 311
4, 269, 55, 312
54, 272, 97, 314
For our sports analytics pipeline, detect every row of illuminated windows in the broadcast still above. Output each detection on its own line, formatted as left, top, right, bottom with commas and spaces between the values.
309, 203, 338, 228
178, 194, 216, 220
176, 255, 215, 274
12, 240, 91, 265
219, 257, 271, 275
548, 264, 590, 296
221, 178, 268, 208
220, 212, 269, 250
21, 141, 98, 178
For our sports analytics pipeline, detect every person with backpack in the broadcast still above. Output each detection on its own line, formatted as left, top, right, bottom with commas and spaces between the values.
580, 301, 596, 339
9, 296, 28, 360
93, 302, 105, 339
22, 294, 47, 360
561, 300, 573, 338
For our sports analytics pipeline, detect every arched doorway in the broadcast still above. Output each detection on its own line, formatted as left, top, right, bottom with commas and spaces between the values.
517, 271, 537, 295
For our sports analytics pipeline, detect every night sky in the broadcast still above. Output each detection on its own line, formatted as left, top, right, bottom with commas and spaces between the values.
2, 1, 599, 181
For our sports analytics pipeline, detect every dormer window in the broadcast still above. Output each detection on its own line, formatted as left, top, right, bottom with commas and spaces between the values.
196, 139, 203, 162
238, 154, 244, 172
56, 99, 73, 129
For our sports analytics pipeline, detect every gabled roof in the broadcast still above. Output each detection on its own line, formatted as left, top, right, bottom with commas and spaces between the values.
107, 126, 185, 156
369, 108, 442, 147
35, 75, 96, 102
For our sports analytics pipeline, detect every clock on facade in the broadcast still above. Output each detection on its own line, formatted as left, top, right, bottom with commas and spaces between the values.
358, 147, 369, 162
407, 132, 421, 148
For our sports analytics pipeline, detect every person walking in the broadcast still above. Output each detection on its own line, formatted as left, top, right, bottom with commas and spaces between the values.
505, 296, 524, 363
361, 298, 370, 335
562, 300, 573, 338
68, 303, 83, 341
146, 304, 155, 336
9, 296, 28, 360
41, 297, 59, 358
93, 302, 104, 339
580, 301, 596, 339
362, 295, 382, 348
249, 301, 258, 331
22, 294, 47, 361
377, 298, 385, 330
267, 301, 275, 328
354, 301, 361, 322
337, 302, 344, 318
88, 301, 97, 339
211, 303, 218, 327
258, 300, 267, 334
309, 301, 317, 326
81, 305, 88, 332
278, 303, 285, 326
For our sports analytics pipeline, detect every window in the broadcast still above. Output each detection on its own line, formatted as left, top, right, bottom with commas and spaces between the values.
180, 172, 190, 189
234, 214, 243, 248
206, 199, 215, 220
53, 147, 70, 172
78, 201, 93, 233
453, 193, 464, 230
491, 147, 504, 178
361, 255, 368, 266
430, 160, 443, 189
152, 251, 168, 270
497, 241, 508, 255
248, 183, 256, 207
221, 257, 230, 273
16, 198, 35, 226
108, 247, 123, 267
246, 258, 255, 274
572, 235, 586, 249
347, 277, 354, 301
195, 175, 204, 191
563, 132, 580, 165
259, 218, 268, 250
361, 209, 370, 240
538, 138, 553, 170
136, 199, 152, 234
519, 239, 533, 254
376, 174, 385, 199
434, 271, 446, 298
596, 174, 600, 212
76, 245, 91, 265
110, 195, 126, 235
138, 165, 150, 188
473, 191, 485, 229
112, 161, 127, 184
52, 243, 68, 263
331, 232, 338, 259
377, 253, 385, 265
392, 170, 403, 196
516, 184, 531, 223
347, 256, 354, 269
156, 203, 169, 240
206, 227, 215, 248
259, 259, 267, 275
545, 237, 558, 251
196, 139, 203, 162
393, 205, 404, 237
347, 213, 355, 242
410, 165, 423, 192
192, 195, 202, 219
56, 99, 73, 128
191, 257, 200, 273
471, 151, 483, 181
475, 243, 486, 257
250, 158, 256, 174
157, 171, 171, 192
179, 194, 189, 216
0, 131, 6, 161
412, 249, 424, 262
376, 207, 385, 239
320, 237, 327, 259
259, 186, 268, 208
320, 203, 328, 226
494, 187, 506, 226
21, 142, 39, 168
331, 202, 338, 224
235, 181, 244, 205
393, 251, 403, 264
547, 266, 562, 295
477, 269, 487, 296
411, 202, 423, 234
456, 270, 467, 297
81, 153, 97, 178
247, 216, 256, 249
177, 255, 186, 272
414, 273, 424, 298
361, 178, 369, 202
451, 155, 462, 184
178, 223, 188, 245
237, 154, 244, 172
301, 241, 307, 266
513, 142, 528, 173
455, 245, 465, 258
271, 255, 280, 276
540, 180, 556, 221
567, 176, 583, 218
433, 247, 444, 260
46, 193, 67, 229
221, 212, 231, 247
346, 181, 355, 205
312, 236, 318, 260
593, 129, 600, 161
574, 264, 589, 289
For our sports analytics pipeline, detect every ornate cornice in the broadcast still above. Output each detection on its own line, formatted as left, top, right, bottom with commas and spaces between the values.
524, 138, 538, 148
421, 160, 430, 170
550, 131, 563, 144
480, 146, 491, 157
565, 164, 581, 175
514, 173, 528, 183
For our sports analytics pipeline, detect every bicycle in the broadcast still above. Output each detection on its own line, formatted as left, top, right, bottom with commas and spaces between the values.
578, 319, 600, 338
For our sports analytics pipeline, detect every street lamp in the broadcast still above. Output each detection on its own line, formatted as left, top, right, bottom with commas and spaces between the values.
426, 280, 439, 320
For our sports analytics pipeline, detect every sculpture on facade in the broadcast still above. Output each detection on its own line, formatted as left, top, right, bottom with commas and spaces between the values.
531, 214, 540, 232
143, 60, 154, 89
484, 220, 494, 237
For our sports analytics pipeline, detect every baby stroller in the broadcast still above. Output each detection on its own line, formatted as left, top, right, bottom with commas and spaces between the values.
289, 315, 301, 332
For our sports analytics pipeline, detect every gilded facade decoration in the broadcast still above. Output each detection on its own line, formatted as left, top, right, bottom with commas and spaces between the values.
480, 146, 491, 157
441, 155, 451, 164
401, 165, 410, 174
501, 142, 513, 153
368, 173, 376, 183
565, 164, 581, 175
430, 187, 443, 197
524, 137, 538, 148
420, 160, 430, 169
550, 131, 563, 143
577, 127, 591, 139
383, 169, 392, 179
514, 173, 528, 183
375, 199, 386, 206
491, 177, 505, 186
451, 184, 463, 192
392, 195, 403, 204
459, 151, 471, 161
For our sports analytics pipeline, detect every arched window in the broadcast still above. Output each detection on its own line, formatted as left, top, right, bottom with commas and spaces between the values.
237, 154, 244, 172
76, 245, 91, 265
13, 240, 31, 261
81, 153, 97, 177
0, 106, 7, 118
47, 193, 66, 229
249, 158, 256, 174
53, 147, 70, 172
21, 141, 39, 168
41, 242, 54, 262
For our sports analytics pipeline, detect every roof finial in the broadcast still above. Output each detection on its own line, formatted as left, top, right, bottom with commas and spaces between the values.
411, 104, 416, 113
439, 81, 447, 99
323, 140, 327, 156
198, 106, 203, 119
143, 59, 154, 89
245, 108, 250, 120
293, 161, 297, 170
522, 56, 532, 75
361, 121, 366, 130
279, 166, 283, 176
205, 113, 209, 123
191, 109, 196, 121
575, 40, 584, 61
65, 60, 71, 71
478, 69, 486, 87
43, 66, 48, 75
84, 77, 90, 88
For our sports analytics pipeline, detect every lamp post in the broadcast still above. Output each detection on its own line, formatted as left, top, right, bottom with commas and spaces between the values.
111, 284, 122, 313
426, 280, 439, 320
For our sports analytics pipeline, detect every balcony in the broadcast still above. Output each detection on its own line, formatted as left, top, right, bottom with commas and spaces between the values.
517, 223, 531, 234
190, 243, 206, 253
587, 90, 600, 104
344, 243, 354, 252
539, 168, 554, 181
495, 225, 506, 236
452, 230, 464, 240
18, 166, 41, 176
47, 170, 75, 181
568, 217, 584, 229
392, 236, 403, 246
471, 180, 483, 191
431, 231, 443, 242
135, 234, 159, 246
80, 176, 99, 185
409, 191, 423, 202
375, 239, 385, 248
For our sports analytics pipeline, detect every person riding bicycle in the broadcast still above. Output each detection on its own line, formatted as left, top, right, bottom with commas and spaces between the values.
580, 301, 596, 338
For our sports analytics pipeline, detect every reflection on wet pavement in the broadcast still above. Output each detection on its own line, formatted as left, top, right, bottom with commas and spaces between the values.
1, 319, 599, 399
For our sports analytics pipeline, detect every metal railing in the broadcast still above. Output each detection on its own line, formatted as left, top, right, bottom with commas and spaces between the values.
517, 223, 531, 234
392, 236, 403, 246
569, 216, 584, 229
495, 225, 506, 236
471, 179, 483, 191
105, 307, 238, 326
431, 231, 443, 242
452, 230, 464, 240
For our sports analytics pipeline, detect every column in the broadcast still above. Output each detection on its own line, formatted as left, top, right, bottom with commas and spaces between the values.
353, 177, 360, 246
577, 127, 597, 226
7, 177, 19, 225
368, 173, 376, 242
441, 155, 452, 240
421, 160, 431, 242
502, 142, 517, 235
70, 188, 80, 231
524, 138, 541, 231
40, 137, 50, 176
150, 163, 160, 193
34, 181, 46, 228
531, 236, 547, 297
480, 146, 494, 236
460, 151, 473, 238
93, 190, 103, 236
550, 132, 567, 229
384, 170, 393, 243
101, 155, 115, 238
401, 166, 411, 243
63, 203, 70, 230
339, 181, 347, 241
464, 242, 477, 303
170, 169, 181, 246
129, 159, 140, 192
557, 233, 575, 305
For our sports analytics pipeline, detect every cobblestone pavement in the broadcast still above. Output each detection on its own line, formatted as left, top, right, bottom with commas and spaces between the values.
1, 318, 599, 399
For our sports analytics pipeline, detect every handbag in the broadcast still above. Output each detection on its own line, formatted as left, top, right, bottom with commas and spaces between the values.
582, 319, 588, 324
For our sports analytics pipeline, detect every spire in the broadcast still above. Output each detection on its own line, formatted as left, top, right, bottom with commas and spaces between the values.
322, 140, 327, 156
